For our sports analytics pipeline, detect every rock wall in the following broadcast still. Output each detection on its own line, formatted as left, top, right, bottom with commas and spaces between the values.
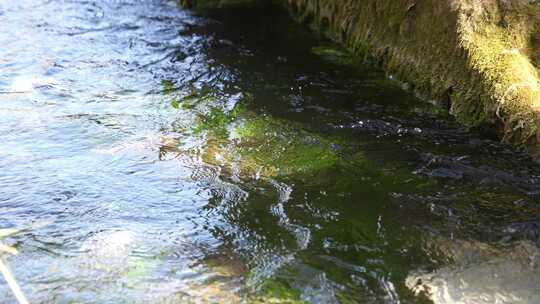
181, 0, 540, 158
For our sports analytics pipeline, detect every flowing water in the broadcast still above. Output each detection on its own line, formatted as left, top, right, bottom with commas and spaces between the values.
1, 1, 540, 303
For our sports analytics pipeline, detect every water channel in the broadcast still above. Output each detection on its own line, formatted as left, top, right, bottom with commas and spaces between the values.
1, 1, 540, 303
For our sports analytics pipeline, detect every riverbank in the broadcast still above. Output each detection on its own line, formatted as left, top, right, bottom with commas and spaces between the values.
181, 0, 540, 159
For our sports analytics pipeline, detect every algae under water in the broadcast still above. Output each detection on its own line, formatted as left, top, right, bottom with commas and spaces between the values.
0, 1, 540, 303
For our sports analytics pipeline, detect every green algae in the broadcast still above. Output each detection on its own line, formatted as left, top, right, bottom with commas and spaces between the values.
177, 96, 436, 194
231, 118, 339, 175
193, 107, 235, 136
161, 79, 177, 95
201, 112, 342, 178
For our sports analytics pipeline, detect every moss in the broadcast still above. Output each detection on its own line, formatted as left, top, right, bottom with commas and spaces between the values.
161, 79, 176, 95
193, 107, 234, 136
458, 5, 540, 148
183, 102, 434, 195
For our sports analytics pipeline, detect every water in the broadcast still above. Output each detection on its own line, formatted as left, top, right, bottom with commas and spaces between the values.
1, 1, 540, 303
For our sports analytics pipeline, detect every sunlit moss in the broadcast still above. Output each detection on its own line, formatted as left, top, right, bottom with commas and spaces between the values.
174, 96, 344, 178
170, 98, 180, 109
225, 114, 341, 177
460, 18, 540, 145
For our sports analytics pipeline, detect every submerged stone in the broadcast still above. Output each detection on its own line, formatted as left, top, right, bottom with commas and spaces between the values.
406, 240, 540, 304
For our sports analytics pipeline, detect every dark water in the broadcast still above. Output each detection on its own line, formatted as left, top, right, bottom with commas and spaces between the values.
1, 1, 540, 303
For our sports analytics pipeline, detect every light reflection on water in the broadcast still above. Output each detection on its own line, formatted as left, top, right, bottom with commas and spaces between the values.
1, 0, 540, 303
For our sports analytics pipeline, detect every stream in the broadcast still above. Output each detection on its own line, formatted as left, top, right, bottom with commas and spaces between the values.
1, 0, 540, 303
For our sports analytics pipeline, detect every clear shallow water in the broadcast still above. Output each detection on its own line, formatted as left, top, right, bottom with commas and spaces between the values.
1, 1, 540, 303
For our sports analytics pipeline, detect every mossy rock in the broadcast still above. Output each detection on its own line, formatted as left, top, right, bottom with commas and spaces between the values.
180, 0, 540, 159
285, 0, 540, 156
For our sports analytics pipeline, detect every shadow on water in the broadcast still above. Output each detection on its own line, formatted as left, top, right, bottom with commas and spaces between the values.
1, 1, 540, 303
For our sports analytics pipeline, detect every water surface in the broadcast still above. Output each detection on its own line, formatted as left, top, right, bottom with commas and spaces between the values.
1, 1, 540, 303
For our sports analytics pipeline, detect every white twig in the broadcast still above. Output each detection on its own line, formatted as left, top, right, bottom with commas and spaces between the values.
0, 244, 18, 255
0, 258, 29, 304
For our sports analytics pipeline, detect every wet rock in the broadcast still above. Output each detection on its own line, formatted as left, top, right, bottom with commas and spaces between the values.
407, 240, 540, 304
